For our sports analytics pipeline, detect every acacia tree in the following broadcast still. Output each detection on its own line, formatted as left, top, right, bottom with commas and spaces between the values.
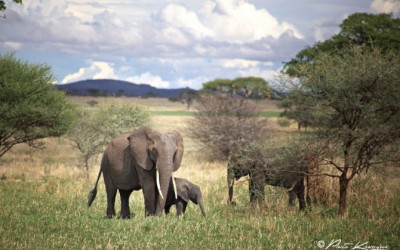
177, 89, 199, 110
0, 54, 76, 158
67, 102, 150, 178
284, 13, 400, 76
281, 46, 400, 216
189, 94, 268, 160
281, 13, 400, 129
202, 77, 273, 99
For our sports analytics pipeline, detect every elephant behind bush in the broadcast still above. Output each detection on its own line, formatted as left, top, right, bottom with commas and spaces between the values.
227, 155, 311, 210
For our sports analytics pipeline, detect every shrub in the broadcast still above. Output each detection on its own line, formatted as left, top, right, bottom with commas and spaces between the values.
189, 95, 269, 160
67, 101, 150, 177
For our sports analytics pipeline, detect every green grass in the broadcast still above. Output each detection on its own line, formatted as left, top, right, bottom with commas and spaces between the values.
0, 98, 397, 249
1, 176, 398, 250
150, 111, 282, 117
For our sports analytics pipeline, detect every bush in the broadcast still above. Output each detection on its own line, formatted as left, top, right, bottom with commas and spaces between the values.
67, 101, 150, 176
189, 95, 269, 160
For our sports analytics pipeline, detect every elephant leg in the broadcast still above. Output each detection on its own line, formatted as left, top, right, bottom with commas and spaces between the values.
165, 204, 172, 215
176, 199, 187, 217
136, 167, 157, 216
295, 181, 306, 210
119, 189, 133, 219
106, 186, 117, 218
250, 166, 265, 207
288, 190, 296, 206
253, 178, 265, 208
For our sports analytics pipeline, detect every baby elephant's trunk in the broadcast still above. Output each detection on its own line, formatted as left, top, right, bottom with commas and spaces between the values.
199, 200, 207, 217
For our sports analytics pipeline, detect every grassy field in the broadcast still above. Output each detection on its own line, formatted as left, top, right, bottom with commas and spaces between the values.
0, 97, 399, 249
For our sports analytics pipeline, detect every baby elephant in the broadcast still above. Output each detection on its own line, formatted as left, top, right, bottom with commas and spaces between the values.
165, 178, 206, 217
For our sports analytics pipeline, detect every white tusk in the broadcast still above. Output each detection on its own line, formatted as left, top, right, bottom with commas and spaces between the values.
172, 172, 178, 200
156, 169, 164, 200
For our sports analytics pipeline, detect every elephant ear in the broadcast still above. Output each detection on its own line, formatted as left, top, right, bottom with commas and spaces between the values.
177, 182, 190, 202
127, 126, 157, 170
171, 130, 184, 171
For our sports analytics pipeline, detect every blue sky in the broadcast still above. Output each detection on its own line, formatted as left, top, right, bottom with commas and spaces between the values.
1, 0, 399, 89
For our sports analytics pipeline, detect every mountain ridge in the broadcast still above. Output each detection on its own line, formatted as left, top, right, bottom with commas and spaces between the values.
55, 79, 192, 98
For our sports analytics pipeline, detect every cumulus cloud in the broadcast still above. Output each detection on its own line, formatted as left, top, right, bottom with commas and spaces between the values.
157, 0, 304, 44
3, 0, 311, 89
61, 61, 117, 84
370, 0, 400, 14
223, 59, 261, 68
159, 3, 213, 39
126, 72, 170, 89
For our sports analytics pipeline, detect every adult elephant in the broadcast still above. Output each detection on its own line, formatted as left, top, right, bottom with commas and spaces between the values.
227, 158, 309, 210
87, 126, 184, 218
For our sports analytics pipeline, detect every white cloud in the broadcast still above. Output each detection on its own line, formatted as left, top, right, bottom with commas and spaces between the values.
61, 61, 117, 84
175, 77, 208, 90
370, 0, 400, 14
126, 72, 170, 89
238, 67, 280, 83
223, 59, 265, 68
159, 3, 213, 39
4, 42, 22, 50
201, 0, 304, 43
7, 0, 374, 90
156, 0, 303, 45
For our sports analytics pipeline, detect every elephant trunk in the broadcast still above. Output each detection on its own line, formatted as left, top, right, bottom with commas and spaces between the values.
156, 170, 177, 200
198, 198, 207, 217
155, 162, 173, 216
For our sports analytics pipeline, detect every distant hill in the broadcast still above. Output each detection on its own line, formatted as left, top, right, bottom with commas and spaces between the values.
55, 79, 193, 98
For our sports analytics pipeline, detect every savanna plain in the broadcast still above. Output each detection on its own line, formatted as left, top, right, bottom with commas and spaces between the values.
0, 97, 399, 250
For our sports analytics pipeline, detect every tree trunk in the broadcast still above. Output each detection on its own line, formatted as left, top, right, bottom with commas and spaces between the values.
338, 174, 349, 216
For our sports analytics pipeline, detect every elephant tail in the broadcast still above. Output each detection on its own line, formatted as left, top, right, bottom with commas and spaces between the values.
87, 167, 102, 207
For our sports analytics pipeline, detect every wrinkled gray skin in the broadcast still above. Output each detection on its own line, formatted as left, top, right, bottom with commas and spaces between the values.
88, 126, 184, 218
227, 160, 309, 210
164, 178, 206, 217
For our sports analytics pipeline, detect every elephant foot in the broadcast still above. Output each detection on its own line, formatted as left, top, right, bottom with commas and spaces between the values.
107, 208, 116, 219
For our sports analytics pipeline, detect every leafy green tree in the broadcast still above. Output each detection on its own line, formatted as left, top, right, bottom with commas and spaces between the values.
284, 13, 400, 76
0, 54, 76, 158
280, 45, 400, 216
202, 78, 232, 94
202, 77, 272, 99
281, 13, 400, 129
67, 102, 150, 177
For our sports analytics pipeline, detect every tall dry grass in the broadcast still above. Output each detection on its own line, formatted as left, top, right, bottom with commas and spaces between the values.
0, 97, 398, 249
